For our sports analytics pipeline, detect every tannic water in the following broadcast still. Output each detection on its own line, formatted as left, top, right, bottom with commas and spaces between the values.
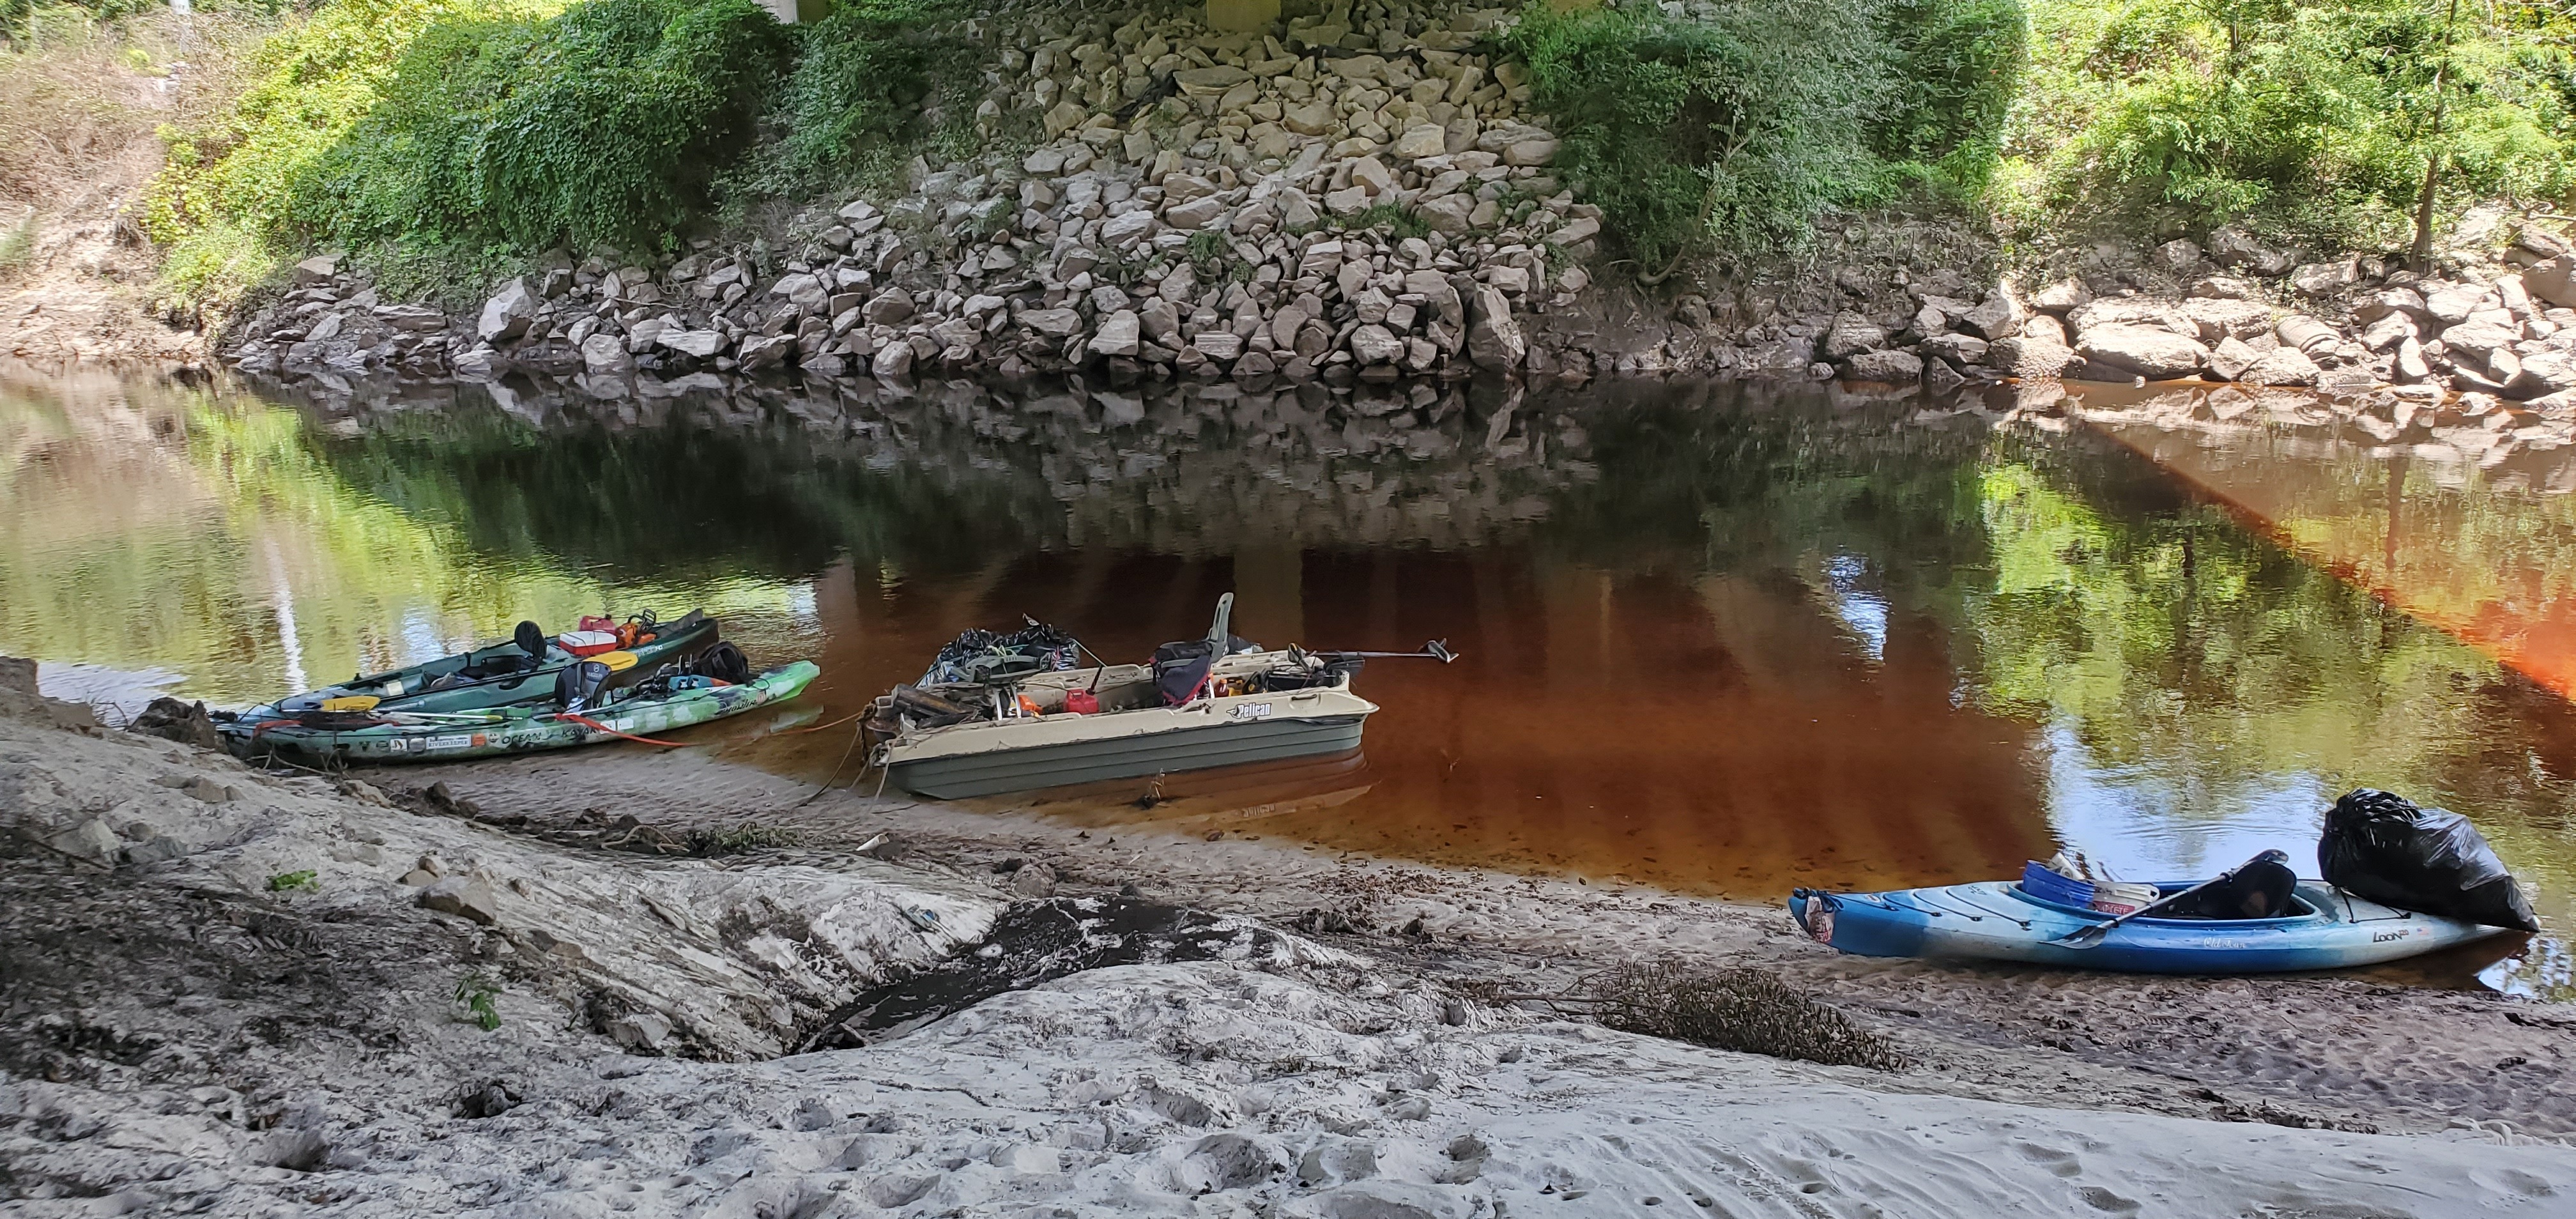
7, 369, 2575, 1000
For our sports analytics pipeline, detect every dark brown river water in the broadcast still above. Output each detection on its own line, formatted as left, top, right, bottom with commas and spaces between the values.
6, 369, 2573, 997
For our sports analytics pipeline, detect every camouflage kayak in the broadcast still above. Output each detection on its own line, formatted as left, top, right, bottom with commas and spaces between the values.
230, 662, 817, 764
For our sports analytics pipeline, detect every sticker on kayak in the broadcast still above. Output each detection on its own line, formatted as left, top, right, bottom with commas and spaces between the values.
426, 735, 478, 751
1229, 702, 1274, 721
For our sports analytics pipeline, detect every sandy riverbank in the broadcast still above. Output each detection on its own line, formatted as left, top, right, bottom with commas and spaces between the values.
5, 682, 2573, 1216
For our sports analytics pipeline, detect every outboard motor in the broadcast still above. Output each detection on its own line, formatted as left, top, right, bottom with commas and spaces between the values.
555, 659, 613, 712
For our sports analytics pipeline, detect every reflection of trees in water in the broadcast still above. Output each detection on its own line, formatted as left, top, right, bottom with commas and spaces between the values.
1965, 439, 2575, 919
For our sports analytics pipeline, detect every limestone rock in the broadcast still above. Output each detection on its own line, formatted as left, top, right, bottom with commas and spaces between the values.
293, 254, 342, 286
1465, 285, 1524, 369
1923, 333, 1989, 365
1018, 308, 1082, 338
1822, 312, 1886, 360
2151, 238, 2204, 275
2077, 323, 2209, 379
1842, 349, 1923, 383
1089, 310, 1142, 357
2522, 256, 2576, 309
659, 330, 728, 359
1349, 325, 1402, 365
871, 340, 914, 379
2029, 279, 2092, 314
737, 334, 795, 370
862, 289, 916, 325
2290, 259, 2358, 297
418, 877, 500, 926
2177, 298, 2273, 343
2210, 336, 2257, 381
2505, 351, 2576, 400
2239, 348, 2322, 387
579, 332, 632, 374
1393, 124, 1446, 160
1961, 291, 2026, 341
478, 280, 537, 343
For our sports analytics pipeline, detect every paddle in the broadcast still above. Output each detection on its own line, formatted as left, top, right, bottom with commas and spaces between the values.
2053, 849, 2291, 948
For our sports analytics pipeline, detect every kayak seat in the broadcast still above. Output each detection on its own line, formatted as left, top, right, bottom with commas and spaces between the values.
2156, 856, 2299, 920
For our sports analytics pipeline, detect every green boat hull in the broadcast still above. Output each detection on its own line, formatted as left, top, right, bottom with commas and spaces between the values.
236, 662, 817, 764
216, 615, 719, 751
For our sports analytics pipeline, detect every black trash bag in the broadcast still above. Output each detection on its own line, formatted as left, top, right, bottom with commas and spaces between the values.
2319, 789, 2540, 931
688, 641, 752, 685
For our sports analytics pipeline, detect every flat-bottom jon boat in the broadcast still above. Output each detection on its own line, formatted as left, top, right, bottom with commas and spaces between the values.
236, 661, 818, 764
1789, 878, 2508, 974
869, 594, 1427, 800
875, 656, 1375, 799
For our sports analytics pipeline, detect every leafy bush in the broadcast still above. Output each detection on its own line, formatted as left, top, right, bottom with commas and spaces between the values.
2003, 0, 2576, 245
300, 0, 793, 252
145, 0, 506, 305
1873, 0, 2028, 185
775, 0, 972, 183
1505, 1, 2012, 265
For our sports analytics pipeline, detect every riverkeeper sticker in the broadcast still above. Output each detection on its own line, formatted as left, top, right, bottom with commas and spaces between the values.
425, 734, 484, 751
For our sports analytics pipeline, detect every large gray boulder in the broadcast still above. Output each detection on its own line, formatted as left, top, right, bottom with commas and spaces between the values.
578, 332, 631, 374
1089, 310, 1142, 357
2238, 348, 2321, 387
2076, 323, 2209, 379
1822, 312, 1886, 360
1960, 290, 2027, 341
1841, 349, 1923, 383
1466, 284, 1525, 369
478, 279, 537, 343
2522, 256, 2576, 309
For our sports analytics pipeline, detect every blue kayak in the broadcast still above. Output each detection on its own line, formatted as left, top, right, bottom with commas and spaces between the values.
1788, 880, 2508, 974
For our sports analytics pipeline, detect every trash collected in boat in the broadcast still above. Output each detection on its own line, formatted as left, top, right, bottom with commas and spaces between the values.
1791, 793, 2536, 974
2319, 788, 2541, 933
863, 592, 1458, 800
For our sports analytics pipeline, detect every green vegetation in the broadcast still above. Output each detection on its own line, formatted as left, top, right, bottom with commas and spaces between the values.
774, 0, 972, 185
2002, 1, 2576, 250
454, 972, 502, 1030
300, 0, 792, 253
1504, 0, 2024, 266
266, 868, 319, 892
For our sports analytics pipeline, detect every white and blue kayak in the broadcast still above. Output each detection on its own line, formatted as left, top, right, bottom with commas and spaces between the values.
1788, 879, 2510, 974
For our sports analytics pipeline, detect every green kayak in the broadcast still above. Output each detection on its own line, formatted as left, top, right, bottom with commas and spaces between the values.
230, 661, 817, 764
215, 613, 719, 754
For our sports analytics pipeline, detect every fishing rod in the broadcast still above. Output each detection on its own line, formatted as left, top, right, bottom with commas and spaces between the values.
1291, 640, 1461, 664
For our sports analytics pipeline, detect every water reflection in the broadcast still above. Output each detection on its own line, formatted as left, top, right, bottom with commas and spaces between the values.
3, 367, 2573, 997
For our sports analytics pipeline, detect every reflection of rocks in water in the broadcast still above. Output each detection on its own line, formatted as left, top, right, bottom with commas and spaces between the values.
308, 372, 1629, 555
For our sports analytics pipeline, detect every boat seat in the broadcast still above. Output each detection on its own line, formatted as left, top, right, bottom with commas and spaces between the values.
2158, 855, 2299, 920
